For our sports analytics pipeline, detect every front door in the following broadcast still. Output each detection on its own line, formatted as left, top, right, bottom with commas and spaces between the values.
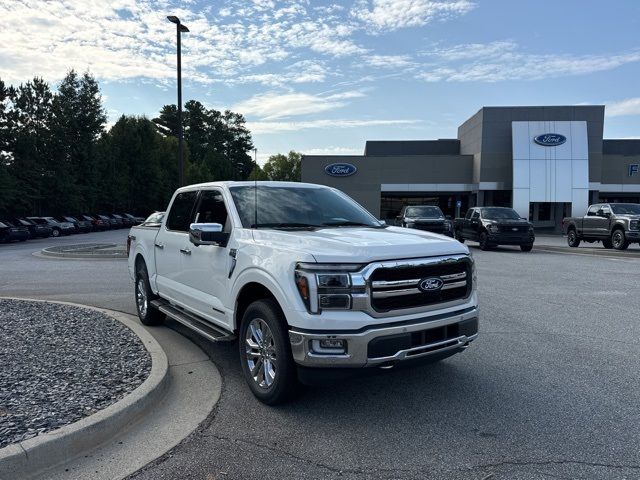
180, 188, 235, 330
155, 190, 198, 305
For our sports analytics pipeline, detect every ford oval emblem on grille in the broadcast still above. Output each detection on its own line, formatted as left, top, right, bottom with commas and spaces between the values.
419, 277, 444, 292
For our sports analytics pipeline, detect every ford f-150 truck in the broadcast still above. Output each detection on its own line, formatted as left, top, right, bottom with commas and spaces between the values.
127, 182, 478, 404
396, 205, 454, 237
562, 203, 640, 250
454, 207, 535, 251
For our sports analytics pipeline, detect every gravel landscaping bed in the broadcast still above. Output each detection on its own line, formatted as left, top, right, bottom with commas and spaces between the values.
0, 299, 151, 449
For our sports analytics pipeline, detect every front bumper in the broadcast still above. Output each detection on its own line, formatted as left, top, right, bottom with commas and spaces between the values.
289, 306, 478, 368
487, 232, 534, 245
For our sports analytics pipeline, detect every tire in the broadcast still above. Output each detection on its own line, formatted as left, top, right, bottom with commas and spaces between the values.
455, 230, 465, 243
602, 239, 613, 249
479, 231, 490, 251
51, 228, 60, 238
520, 244, 533, 252
566, 229, 580, 247
135, 263, 164, 326
611, 229, 629, 251
239, 299, 298, 405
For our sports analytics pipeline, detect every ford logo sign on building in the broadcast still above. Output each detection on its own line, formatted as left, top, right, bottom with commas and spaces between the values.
325, 163, 357, 177
534, 133, 567, 147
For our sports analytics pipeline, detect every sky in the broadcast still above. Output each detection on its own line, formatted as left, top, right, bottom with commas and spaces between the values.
1, 0, 639, 163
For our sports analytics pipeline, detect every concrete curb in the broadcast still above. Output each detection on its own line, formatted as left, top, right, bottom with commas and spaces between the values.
534, 245, 640, 259
0, 298, 169, 480
39, 244, 127, 260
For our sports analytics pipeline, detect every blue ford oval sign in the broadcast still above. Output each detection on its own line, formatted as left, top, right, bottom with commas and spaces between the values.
534, 133, 566, 147
325, 163, 357, 177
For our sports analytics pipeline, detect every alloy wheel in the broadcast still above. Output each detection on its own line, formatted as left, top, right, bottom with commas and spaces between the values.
245, 318, 277, 389
136, 278, 147, 317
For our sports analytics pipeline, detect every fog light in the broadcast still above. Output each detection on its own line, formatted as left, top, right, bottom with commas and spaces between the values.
319, 294, 351, 309
311, 339, 346, 354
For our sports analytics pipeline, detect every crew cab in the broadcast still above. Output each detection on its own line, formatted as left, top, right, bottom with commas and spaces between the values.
562, 203, 640, 250
127, 182, 479, 404
396, 205, 454, 237
454, 207, 535, 251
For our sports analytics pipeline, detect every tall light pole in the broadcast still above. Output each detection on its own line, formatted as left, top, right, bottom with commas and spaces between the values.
167, 15, 189, 186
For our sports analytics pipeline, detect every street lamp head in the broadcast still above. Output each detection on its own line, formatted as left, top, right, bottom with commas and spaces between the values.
167, 15, 180, 24
179, 24, 189, 33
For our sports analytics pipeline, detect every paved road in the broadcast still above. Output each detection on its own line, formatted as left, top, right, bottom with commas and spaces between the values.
2, 232, 639, 479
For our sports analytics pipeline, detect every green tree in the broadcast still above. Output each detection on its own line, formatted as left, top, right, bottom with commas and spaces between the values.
248, 164, 268, 180
262, 151, 302, 181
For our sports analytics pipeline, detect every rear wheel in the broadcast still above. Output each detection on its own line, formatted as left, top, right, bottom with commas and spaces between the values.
479, 231, 490, 251
611, 229, 629, 250
135, 263, 164, 326
520, 244, 533, 252
567, 229, 580, 247
51, 228, 60, 238
239, 299, 297, 405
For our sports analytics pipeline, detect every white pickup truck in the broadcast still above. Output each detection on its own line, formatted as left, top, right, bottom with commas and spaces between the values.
127, 181, 479, 404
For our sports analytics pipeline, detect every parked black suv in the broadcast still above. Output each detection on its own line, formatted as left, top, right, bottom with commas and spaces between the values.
14, 218, 52, 238
0, 220, 30, 243
57, 216, 92, 234
396, 205, 454, 237
454, 207, 535, 251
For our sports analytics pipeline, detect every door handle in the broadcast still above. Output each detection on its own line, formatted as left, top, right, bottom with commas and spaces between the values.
154, 243, 164, 249
180, 248, 192, 255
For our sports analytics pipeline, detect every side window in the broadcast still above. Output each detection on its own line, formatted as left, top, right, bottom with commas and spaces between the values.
166, 191, 198, 232
194, 190, 231, 233
587, 205, 599, 217
601, 205, 611, 215
465, 209, 474, 219
471, 210, 480, 220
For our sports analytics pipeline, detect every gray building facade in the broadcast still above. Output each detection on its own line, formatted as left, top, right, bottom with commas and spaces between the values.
301, 106, 640, 230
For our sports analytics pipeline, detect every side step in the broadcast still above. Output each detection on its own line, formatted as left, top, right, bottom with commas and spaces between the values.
150, 299, 236, 343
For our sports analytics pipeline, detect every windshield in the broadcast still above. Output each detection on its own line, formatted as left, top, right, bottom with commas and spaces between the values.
230, 185, 383, 229
404, 206, 444, 218
610, 203, 640, 215
481, 207, 521, 220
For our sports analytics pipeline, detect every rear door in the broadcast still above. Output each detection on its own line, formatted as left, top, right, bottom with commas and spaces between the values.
179, 188, 235, 329
154, 190, 198, 306
468, 209, 481, 240
582, 205, 600, 236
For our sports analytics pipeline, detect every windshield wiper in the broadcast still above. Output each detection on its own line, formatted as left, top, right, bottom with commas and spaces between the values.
254, 222, 320, 230
321, 221, 386, 228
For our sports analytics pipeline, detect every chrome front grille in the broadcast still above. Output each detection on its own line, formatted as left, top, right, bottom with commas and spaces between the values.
368, 257, 472, 312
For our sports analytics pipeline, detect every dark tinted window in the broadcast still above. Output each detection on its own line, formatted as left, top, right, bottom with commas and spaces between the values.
611, 203, 640, 215
194, 190, 230, 232
404, 206, 444, 218
166, 191, 198, 232
480, 207, 520, 220
471, 210, 480, 219
465, 209, 474, 219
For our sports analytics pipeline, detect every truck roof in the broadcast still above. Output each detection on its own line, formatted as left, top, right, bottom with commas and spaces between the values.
175, 181, 328, 193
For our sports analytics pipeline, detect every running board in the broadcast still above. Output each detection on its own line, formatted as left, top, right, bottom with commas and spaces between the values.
151, 299, 236, 343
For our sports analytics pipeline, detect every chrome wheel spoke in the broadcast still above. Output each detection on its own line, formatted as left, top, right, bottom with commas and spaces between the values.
245, 317, 277, 389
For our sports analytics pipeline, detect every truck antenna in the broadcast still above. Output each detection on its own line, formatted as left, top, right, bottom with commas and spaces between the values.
253, 148, 258, 229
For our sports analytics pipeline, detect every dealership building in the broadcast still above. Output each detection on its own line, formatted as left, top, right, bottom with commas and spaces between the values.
301, 106, 640, 230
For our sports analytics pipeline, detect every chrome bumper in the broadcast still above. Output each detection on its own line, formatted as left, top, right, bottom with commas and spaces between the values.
289, 307, 478, 368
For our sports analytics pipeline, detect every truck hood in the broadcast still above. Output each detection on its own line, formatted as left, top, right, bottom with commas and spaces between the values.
252, 226, 468, 263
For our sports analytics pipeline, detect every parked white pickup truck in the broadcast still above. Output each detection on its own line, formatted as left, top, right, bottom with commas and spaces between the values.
127, 182, 478, 404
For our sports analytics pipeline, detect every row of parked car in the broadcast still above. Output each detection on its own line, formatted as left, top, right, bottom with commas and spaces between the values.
0, 213, 145, 243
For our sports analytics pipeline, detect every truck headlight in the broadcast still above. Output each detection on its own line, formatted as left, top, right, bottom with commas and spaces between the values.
487, 224, 499, 233
444, 220, 453, 231
295, 263, 365, 314
630, 220, 639, 231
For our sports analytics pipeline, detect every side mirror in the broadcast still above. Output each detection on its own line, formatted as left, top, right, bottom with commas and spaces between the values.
189, 223, 229, 247
379, 220, 387, 225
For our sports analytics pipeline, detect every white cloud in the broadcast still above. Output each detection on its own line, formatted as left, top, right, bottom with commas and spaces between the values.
364, 54, 415, 68
233, 90, 366, 120
606, 98, 640, 117
248, 118, 421, 134
352, 0, 475, 32
417, 41, 640, 82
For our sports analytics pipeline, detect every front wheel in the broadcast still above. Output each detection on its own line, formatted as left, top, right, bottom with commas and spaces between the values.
239, 300, 297, 405
520, 244, 533, 252
51, 228, 60, 238
479, 231, 490, 250
611, 229, 629, 250
567, 229, 580, 247
135, 264, 164, 326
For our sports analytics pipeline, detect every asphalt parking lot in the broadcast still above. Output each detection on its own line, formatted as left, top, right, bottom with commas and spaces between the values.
1, 231, 639, 479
